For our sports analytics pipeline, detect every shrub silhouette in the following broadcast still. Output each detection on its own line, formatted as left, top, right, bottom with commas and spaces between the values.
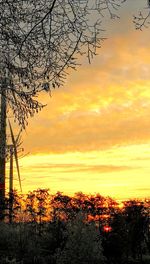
55, 213, 105, 264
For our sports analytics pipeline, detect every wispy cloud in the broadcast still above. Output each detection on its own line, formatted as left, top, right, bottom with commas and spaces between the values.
22, 163, 133, 174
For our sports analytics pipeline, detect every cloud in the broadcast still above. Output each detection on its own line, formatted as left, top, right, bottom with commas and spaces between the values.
136, 188, 150, 192
21, 17, 150, 154
23, 98, 150, 153
22, 163, 132, 174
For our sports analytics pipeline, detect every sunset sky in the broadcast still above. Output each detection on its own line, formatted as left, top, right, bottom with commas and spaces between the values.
7, 0, 150, 200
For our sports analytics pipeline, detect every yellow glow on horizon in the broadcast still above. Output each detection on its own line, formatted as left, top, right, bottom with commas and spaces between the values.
7, 143, 150, 201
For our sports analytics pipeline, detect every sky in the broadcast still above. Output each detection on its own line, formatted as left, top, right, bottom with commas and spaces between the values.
6, 0, 150, 200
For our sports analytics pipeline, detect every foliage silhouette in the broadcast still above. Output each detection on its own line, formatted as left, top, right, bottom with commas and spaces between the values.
0, 190, 149, 263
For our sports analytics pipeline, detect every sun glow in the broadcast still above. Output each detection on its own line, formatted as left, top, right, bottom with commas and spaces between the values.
8, 142, 150, 200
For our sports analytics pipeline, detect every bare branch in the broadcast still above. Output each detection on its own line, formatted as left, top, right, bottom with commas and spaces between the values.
133, 2, 150, 30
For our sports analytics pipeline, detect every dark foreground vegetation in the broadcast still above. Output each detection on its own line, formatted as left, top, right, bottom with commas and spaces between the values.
0, 190, 149, 264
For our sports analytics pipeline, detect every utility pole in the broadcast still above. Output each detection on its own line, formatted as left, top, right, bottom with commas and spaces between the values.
9, 145, 13, 224
0, 85, 7, 220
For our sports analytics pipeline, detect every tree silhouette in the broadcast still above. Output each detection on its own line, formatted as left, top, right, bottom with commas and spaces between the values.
123, 200, 149, 261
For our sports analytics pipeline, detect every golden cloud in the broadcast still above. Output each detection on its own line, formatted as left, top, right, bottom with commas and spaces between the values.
22, 27, 150, 154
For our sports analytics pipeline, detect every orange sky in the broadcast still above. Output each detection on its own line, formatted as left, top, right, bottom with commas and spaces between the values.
6, 1, 150, 200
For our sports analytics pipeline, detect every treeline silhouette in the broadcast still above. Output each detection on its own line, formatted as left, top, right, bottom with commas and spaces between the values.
0, 189, 149, 264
